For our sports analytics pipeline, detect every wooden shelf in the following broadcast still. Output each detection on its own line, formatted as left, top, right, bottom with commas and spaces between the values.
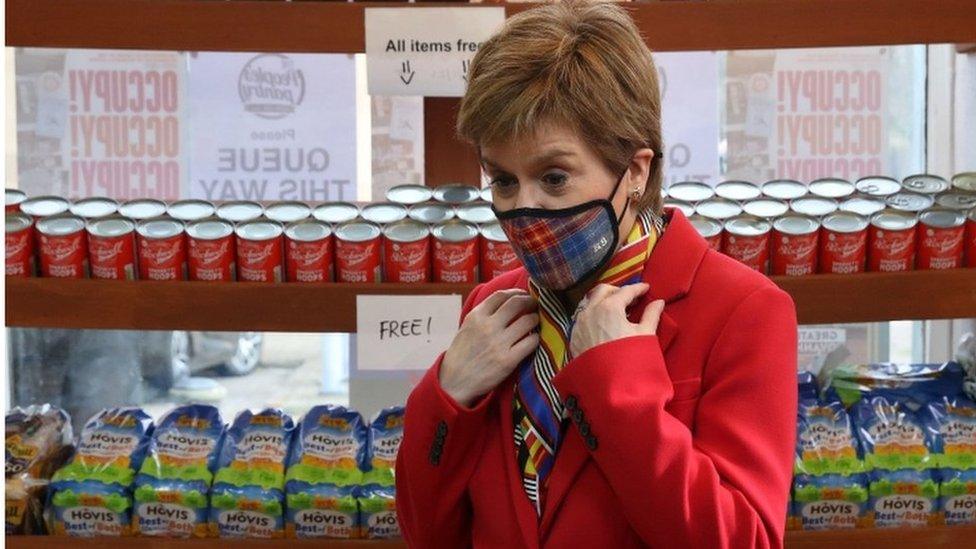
3, 539, 406, 549
785, 524, 976, 548
5, 269, 975, 332
6, 0, 976, 54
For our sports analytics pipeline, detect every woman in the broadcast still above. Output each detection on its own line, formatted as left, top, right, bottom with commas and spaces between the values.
395, 2, 797, 547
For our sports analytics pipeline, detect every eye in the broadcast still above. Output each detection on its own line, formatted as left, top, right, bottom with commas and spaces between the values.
541, 172, 568, 188
490, 176, 518, 193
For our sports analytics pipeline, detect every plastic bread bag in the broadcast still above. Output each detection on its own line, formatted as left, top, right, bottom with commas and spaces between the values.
795, 399, 865, 477
48, 407, 154, 536
822, 362, 966, 409
920, 396, 976, 525
792, 473, 868, 530
133, 405, 225, 538
358, 406, 405, 539
208, 408, 294, 538
5, 405, 73, 535
798, 371, 819, 404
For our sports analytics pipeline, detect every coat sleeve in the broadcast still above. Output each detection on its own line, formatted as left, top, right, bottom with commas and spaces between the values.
395, 284, 495, 548
552, 285, 798, 549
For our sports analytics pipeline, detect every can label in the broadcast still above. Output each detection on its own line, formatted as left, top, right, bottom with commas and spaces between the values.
89, 234, 136, 280
703, 232, 722, 251
138, 234, 186, 281
286, 236, 334, 283
966, 218, 976, 268
868, 227, 915, 272
335, 238, 381, 283
6, 228, 34, 277
480, 238, 519, 281
433, 238, 479, 283
188, 236, 236, 282
384, 237, 430, 283
722, 233, 769, 273
39, 231, 88, 278
917, 224, 964, 270
237, 237, 283, 282
819, 229, 867, 274
771, 230, 818, 276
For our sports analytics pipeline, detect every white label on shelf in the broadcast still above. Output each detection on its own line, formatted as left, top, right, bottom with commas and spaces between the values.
356, 294, 462, 370
365, 7, 506, 97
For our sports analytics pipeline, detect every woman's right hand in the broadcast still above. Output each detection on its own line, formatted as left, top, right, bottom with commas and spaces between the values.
439, 289, 540, 408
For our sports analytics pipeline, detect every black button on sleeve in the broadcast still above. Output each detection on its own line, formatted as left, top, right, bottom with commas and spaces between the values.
436, 420, 448, 437
586, 435, 598, 451
578, 421, 591, 437
565, 395, 578, 410
572, 409, 584, 424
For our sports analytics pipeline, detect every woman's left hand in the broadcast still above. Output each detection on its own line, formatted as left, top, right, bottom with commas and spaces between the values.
569, 283, 665, 358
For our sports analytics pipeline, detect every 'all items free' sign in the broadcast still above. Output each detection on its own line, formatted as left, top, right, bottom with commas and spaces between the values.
365, 7, 506, 97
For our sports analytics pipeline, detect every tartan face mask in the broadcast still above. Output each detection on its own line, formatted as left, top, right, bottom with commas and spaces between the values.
491, 169, 629, 291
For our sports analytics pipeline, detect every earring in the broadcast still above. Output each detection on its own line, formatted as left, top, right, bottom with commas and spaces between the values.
631, 188, 642, 199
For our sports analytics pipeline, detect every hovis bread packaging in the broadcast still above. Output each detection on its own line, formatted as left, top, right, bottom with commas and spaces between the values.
6, 405, 73, 535
359, 406, 405, 539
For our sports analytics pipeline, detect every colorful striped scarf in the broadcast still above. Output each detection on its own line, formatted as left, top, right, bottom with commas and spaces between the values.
513, 208, 665, 514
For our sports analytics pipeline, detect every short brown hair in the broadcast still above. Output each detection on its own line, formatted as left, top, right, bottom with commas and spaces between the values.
457, 0, 663, 214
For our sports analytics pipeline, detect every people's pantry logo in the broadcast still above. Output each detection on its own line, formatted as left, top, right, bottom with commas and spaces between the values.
238, 54, 306, 120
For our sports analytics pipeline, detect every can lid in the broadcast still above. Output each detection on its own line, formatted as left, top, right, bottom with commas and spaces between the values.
119, 199, 168, 220
168, 199, 216, 222
187, 218, 234, 241
952, 172, 976, 193
335, 220, 381, 242
902, 174, 949, 195
383, 219, 430, 243
742, 198, 788, 219
432, 220, 479, 243
480, 221, 509, 242
285, 219, 332, 242
362, 202, 408, 225
714, 180, 761, 201
408, 203, 455, 224
432, 183, 481, 205
773, 214, 820, 236
667, 181, 714, 203
724, 215, 771, 236
217, 201, 264, 223
386, 184, 433, 205
886, 191, 934, 212
70, 197, 119, 219
688, 215, 723, 239
935, 191, 976, 211
313, 202, 360, 224
919, 207, 965, 229
790, 196, 839, 217
761, 179, 808, 201
695, 198, 742, 220
20, 195, 70, 217
870, 209, 918, 231
664, 199, 695, 218
969, 207, 976, 223
6, 212, 32, 233
854, 176, 901, 197
840, 196, 886, 217
6, 188, 27, 207
481, 187, 493, 203
822, 211, 868, 233
235, 220, 283, 241
87, 216, 135, 238
809, 178, 855, 199
265, 201, 312, 224
455, 203, 496, 225
137, 216, 185, 239
36, 213, 86, 236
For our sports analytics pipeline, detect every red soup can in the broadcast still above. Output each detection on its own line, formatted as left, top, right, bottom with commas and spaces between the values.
187, 219, 236, 282
335, 221, 382, 283
36, 214, 88, 278
480, 222, 519, 281
966, 208, 976, 268
235, 220, 284, 283
285, 219, 334, 283
70, 197, 119, 219
21, 196, 70, 220
6, 212, 35, 277
819, 211, 868, 274
168, 199, 216, 223
432, 220, 480, 283
6, 189, 27, 213
868, 209, 917, 272
722, 215, 771, 273
87, 216, 137, 280
688, 215, 723, 251
771, 214, 820, 276
917, 208, 965, 270
119, 199, 168, 221
383, 219, 431, 283
136, 217, 187, 281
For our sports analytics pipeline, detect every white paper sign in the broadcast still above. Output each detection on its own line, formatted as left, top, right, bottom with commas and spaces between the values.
365, 7, 506, 97
356, 295, 463, 370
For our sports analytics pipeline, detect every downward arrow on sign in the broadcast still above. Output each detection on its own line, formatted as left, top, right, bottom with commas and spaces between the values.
400, 60, 415, 85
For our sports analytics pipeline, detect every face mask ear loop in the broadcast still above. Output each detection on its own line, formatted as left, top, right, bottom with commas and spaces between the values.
610, 166, 631, 225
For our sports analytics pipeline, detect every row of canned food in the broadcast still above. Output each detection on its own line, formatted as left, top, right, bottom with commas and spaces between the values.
4, 184, 515, 283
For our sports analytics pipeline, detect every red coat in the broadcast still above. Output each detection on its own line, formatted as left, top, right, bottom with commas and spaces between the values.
395, 208, 798, 548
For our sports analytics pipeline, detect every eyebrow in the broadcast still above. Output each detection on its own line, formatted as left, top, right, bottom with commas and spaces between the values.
481, 148, 578, 173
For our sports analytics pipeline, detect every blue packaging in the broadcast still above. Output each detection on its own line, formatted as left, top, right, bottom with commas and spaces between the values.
824, 362, 966, 409
358, 406, 404, 539
921, 396, 976, 525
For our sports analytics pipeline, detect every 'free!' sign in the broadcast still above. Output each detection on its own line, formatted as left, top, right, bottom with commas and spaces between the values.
357, 295, 462, 370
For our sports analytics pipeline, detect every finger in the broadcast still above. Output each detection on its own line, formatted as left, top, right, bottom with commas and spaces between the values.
508, 332, 540, 364
585, 283, 618, 306
474, 289, 529, 316
606, 283, 650, 307
492, 294, 538, 326
502, 313, 539, 344
638, 299, 665, 334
